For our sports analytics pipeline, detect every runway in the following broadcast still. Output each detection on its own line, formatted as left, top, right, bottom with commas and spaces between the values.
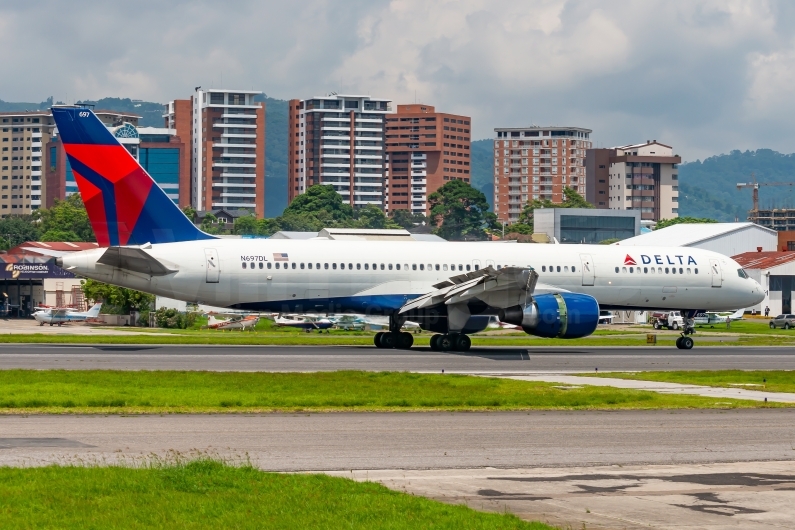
1, 343, 795, 372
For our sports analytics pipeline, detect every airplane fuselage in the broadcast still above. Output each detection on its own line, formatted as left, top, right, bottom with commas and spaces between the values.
59, 239, 764, 316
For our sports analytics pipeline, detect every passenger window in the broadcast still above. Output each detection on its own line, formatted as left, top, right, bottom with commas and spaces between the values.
665, 267, 669, 273
241, 263, 246, 270
556, 266, 561, 272
300, 263, 305, 269
348, 263, 353, 270
629, 267, 633, 273
412, 264, 417, 271
443, 264, 448, 271
292, 263, 297, 269
695, 268, 699, 274
615, 267, 618, 273
543, 266, 547, 272
658, 267, 662, 274
459, 265, 463, 271
466, 265, 471, 271
316, 263, 320, 269
428, 264, 432, 271
419, 264, 424, 271
308, 263, 313, 269
357, 264, 361, 270
435, 264, 440, 271
380, 264, 384, 270
259, 262, 263, 269
564, 266, 569, 272
679, 268, 683, 274
324, 263, 328, 269
474, 264, 479, 270
497, 265, 502, 270
364, 264, 369, 270
332, 263, 337, 270
389, 264, 393, 270
267, 263, 272, 269
622, 267, 627, 273
687, 268, 691, 274
643, 267, 647, 273
249, 262, 254, 269
572, 266, 576, 273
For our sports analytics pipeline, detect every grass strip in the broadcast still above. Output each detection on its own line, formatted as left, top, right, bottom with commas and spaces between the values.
0, 459, 549, 529
585, 370, 795, 393
0, 370, 780, 414
2, 333, 794, 347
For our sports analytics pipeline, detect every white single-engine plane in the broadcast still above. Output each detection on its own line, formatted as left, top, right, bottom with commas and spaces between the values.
34, 303, 102, 326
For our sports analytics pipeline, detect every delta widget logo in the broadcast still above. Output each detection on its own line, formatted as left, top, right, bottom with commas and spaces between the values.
624, 255, 637, 266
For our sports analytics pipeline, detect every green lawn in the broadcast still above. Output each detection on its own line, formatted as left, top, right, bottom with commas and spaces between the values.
0, 370, 777, 413
0, 460, 549, 530
586, 370, 795, 393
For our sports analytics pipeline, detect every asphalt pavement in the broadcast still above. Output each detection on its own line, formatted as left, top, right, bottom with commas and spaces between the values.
1, 343, 794, 372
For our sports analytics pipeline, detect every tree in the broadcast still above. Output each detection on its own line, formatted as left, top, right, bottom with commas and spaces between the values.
517, 187, 594, 232
428, 180, 497, 241
355, 204, 401, 229
200, 213, 221, 235
0, 236, 9, 251
34, 194, 94, 242
283, 184, 354, 223
81, 279, 154, 314
390, 209, 427, 230
233, 214, 259, 235
655, 216, 718, 230
181, 206, 196, 222
0, 214, 41, 247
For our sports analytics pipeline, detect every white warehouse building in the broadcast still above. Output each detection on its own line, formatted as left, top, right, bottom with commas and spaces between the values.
616, 222, 778, 257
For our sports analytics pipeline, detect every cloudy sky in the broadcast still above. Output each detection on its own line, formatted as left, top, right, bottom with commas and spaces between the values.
1, 0, 794, 160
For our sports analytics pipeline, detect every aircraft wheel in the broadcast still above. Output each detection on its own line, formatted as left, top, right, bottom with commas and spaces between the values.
680, 336, 694, 349
675, 337, 683, 349
455, 334, 471, 352
438, 334, 454, 351
429, 334, 441, 351
380, 332, 397, 349
397, 332, 414, 350
374, 332, 385, 348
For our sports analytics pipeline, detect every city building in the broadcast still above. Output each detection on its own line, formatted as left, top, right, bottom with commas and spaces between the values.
733, 251, 795, 314
747, 208, 795, 232
287, 94, 391, 208
383, 104, 471, 215
586, 141, 682, 222
617, 222, 777, 257
0, 111, 55, 216
165, 89, 265, 217
46, 110, 189, 208
533, 208, 640, 244
493, 126, 592, 224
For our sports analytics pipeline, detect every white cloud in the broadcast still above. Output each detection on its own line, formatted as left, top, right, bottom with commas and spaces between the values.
0, 0, 793, 158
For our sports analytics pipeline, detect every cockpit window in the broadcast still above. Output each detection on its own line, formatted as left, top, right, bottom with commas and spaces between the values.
737, 268, 749, 279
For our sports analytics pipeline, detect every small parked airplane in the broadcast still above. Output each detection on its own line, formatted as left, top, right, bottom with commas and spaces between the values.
34, 303, 102, 326
694, 309, 745, 325
275, 314, 334, 331
207, 314, 259, 331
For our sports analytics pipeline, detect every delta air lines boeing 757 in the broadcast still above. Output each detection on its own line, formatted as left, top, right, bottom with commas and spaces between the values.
49, 107, 764, 350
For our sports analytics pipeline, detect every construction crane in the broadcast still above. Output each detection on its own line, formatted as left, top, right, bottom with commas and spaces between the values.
737, 173, 795, 211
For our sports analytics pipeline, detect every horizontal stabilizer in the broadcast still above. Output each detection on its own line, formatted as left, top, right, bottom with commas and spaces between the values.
97, 246, 177, 276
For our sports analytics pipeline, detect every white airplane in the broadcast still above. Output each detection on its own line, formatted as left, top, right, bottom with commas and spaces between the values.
34, 303, 102, 326
694, 309, 745, 325
49, 107, 765, 350
207, 314, 259, 331
274, 314, 334, 331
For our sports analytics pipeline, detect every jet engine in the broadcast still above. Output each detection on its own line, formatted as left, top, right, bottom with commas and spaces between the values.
499, 293, 599, 339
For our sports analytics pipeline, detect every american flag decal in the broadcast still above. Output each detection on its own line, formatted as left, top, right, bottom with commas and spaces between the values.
273, 253, 289, 262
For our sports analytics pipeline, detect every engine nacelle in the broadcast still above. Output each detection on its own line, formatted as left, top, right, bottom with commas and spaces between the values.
499, 293, 599, 339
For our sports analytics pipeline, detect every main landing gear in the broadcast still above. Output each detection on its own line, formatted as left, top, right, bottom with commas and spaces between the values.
374, 331, 414, 349
675, 310, 697, 350
429, 333, 471, 352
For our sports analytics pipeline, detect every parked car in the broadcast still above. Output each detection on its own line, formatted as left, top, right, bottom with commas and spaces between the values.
650, 311, 684, 330
769, 314, 795, 329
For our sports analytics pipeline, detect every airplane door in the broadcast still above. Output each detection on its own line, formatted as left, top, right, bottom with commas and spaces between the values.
710, 258, 722, 288
580, 254, 595, 286
485, 259, 495, 269
205, 248, 220, 283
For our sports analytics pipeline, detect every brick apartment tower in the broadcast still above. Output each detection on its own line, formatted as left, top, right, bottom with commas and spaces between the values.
166, 89, 265, 217
287, 95, 390, 207
493, 127, 592, 224
586, 141, 681, 222
383, 104, 471, 216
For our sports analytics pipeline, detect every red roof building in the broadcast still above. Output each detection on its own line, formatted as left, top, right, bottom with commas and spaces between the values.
733, 250, 795, 315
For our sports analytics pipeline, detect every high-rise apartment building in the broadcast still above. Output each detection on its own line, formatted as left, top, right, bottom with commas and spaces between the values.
493, 126, 592, 224
287, 94, 390, 207
0, 111, 55, 217
585, 141, 681, 222
383, 104, 471, 215
165, 89, 265, 217
46, 110, 189, 208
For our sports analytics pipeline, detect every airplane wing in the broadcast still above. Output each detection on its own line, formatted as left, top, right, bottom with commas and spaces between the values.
51, 309, 72, 317
399, 266, 545, 315
97, 246, 177, 276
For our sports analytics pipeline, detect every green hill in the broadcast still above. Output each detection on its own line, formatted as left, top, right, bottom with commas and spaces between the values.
678, 149, 795, 221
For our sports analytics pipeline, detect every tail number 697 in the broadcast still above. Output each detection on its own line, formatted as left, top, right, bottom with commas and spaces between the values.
78, 111, 90, 118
